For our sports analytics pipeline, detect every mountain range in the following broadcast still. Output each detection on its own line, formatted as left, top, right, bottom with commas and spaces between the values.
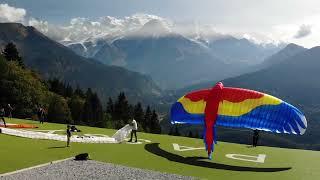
65, 19, 284, 89
207, 36, 284, 65
258, 43, 307, 69
177, 43, 308, 94
0, 23, 162, 104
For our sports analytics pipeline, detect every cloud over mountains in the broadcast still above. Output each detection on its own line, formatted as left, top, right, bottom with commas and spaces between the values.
27, 14, 223, 44
2, 3, 318, 47
27, 14, 176, 43
0, 3, 26, 22
0, 3, 278, 46
294, 24, 312, 39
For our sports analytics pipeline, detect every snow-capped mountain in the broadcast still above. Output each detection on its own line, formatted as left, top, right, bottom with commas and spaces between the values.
207, 36, 285, 65
66, 20, 231, 89
31, 14, 284, 89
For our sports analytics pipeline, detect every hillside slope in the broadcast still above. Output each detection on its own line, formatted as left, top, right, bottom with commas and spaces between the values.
258, 43, 307, 69
208, 36, 283, 65
0, 23, 162, 103
223, 46, 320, 107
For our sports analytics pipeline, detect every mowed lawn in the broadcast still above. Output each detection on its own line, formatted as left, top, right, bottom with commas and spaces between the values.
0, 118, 319, 180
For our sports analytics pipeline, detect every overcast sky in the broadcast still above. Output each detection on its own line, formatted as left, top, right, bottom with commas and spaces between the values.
1, 0, 320, 47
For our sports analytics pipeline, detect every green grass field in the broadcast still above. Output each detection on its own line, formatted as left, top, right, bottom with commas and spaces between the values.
1, 118, 319, 180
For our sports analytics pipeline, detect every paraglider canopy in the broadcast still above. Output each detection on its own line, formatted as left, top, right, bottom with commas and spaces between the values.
171, 82, 307, 159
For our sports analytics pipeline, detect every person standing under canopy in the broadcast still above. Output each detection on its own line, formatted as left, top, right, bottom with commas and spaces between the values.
128, 119, 138, 143
252, 129, 260, 147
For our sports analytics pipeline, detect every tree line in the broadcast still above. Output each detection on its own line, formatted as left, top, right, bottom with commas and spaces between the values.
0, 42, 161, 134
48, 79, 161, 133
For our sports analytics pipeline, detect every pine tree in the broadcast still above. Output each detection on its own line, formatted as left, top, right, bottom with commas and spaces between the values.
106, 97, 114, 114
85, 88, 93, 98
127, 104, 134, 121
150, 110, 161, 134
143, 106, 152, 132
174, 126, 180, 136
81, 88, 93, 125
133, 102, 144, 131
74, 85, 85, 98
103, 111, 113, 128
80, 89, 104, 127
2, 42, 24, 68
105, 97, 115, 128
91, 93, 104, 127
48, 78, 65, 96
65, 83, 73, 97
47, 95, 72, 124
113, 92, 130, 128
68, 95, 84, 125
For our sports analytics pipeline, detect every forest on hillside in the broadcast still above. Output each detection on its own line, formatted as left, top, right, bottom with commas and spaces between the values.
0, 42, 161, 134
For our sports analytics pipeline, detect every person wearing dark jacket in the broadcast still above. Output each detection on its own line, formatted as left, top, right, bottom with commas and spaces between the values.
7, 104, 13, 119
0, 107, 6, 127
66, 125, 72, 147
128, 119, 138, 143
37, 106, 45, 124
252, 129, 260, 147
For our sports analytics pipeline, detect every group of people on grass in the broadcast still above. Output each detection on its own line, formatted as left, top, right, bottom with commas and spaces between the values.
0, 104, 47, 128
0, 104, 14, 128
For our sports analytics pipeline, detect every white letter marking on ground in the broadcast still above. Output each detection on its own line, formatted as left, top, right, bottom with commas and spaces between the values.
225, 154, 266, 163
172, 143, 205, 152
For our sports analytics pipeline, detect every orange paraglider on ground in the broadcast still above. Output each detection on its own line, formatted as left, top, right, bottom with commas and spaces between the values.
0, 123, 38, 128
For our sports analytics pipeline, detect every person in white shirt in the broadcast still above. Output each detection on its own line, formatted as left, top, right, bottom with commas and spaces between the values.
128, 119, 138, 142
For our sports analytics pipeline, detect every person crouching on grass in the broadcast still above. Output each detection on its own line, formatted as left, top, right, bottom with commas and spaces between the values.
128, 119, 138, 143
66, 125, 71, 147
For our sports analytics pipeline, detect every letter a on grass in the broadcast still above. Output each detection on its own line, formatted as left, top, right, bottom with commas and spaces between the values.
172, 143, 205, 152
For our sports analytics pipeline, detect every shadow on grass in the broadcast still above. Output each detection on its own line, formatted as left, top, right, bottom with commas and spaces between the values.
48, 146, 67, 149
144, 143, 291, 172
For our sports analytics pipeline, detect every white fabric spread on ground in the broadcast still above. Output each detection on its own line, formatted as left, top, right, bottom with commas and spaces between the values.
111, 124, 132, 142
0, 124, 133, 143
